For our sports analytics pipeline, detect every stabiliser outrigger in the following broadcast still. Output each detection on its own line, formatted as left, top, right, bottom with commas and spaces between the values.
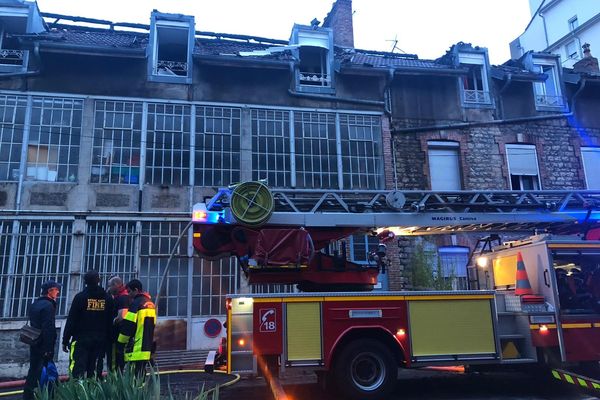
194, 182, 600, 399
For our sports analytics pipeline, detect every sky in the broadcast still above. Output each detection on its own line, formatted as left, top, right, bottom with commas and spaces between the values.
35, 0, 532, 64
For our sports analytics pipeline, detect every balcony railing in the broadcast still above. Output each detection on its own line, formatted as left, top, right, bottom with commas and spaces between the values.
535, 94, 565, 107
0, 49, 27, 67
463, 89, 491, 104
155, 60, 188, 77
299, 71, 331, 87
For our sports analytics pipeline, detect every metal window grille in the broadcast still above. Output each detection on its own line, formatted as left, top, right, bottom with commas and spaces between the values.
139, 221, 188, 317
251, 109, 291, 188
195, 106, 241, 186
192, 257, 238, 316
91, 101, 143, 184
8, 221, 72, 317
0, 95, 27, 181
0, 221, 12, 314
84, 221, 138, 288
294, 111, 338, 189
339, 114, 382, 189
145, 104, 190, 185
27, 97, 82, 182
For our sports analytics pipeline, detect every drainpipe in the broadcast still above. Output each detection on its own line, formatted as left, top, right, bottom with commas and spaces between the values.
570, 77, 587, 114
539, 10, 550, 49
498, 73, 513, 119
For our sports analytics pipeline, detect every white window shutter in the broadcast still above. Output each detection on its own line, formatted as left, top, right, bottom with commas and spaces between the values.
428, 147, 461, 190
506, 145, 539, 176
582, 147, 600, 189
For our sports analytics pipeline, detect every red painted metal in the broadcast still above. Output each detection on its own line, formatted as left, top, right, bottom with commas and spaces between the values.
561, 317, 600, 362
253, 302, 283, 356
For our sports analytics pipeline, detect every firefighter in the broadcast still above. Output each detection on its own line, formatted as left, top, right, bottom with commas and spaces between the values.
62, 270, 114, 378
106, 276, 130, 372
117, 279, 156, 376
23, 281, 60, 400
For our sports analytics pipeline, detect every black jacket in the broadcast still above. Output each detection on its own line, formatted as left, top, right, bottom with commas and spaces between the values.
62, 285, 114, 346
28, 296, 57, 354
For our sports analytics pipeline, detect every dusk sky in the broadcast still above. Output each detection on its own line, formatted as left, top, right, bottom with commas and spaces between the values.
35, 0, 532, 64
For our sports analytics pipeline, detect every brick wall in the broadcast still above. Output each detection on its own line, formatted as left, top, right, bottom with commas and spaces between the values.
322, 0, 354, 48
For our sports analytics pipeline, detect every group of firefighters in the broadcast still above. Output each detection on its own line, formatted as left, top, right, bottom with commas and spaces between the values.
23, 270, 157, 400
62, 271, 157, 377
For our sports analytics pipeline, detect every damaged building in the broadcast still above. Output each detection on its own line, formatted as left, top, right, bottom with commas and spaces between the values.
0, 0, 599, 374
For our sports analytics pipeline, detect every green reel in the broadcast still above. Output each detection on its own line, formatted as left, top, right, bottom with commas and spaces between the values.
230, 181, 274, 226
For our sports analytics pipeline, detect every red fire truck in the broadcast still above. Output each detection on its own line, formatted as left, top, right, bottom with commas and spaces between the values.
193, 182, 600, 399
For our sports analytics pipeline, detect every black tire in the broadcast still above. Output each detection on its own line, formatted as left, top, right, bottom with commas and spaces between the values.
332, 339, 397, 400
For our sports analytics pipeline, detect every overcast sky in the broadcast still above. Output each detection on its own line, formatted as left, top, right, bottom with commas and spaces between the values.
35, 0, 532, 64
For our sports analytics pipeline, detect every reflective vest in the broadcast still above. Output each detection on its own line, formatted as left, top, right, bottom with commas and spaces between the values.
117, 292, 156, 362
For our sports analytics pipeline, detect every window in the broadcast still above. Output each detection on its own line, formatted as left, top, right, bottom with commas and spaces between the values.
532, 60, 564, 108
0, 95, 27, 181
566, 41, 579, 60
340, 114, 382, 189
438, 246, 469, 290
145, 103, 191, 185
8, 221, 72, 317
581, 147, 600, 189
84, 221, 138, 287
148, 13, 194, 84
91, 101, 142, 184
349, 234, 388, 290
291, 25, 334, 93
506, 144, 540, 190
139, 221, 189, 317
0, 221, 12, 315
427, 141, 461, 190
0, 35, 29, 72
294, 111, 338, 189
195, 106, 241, 187
251, 109, 291, 187
568, 16, 579, 32
27, 97, 82, 182
192, 257, 239, 316
458, 52, 491, 105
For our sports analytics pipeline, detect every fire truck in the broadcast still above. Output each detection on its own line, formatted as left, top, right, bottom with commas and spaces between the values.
192, 182, 600, 399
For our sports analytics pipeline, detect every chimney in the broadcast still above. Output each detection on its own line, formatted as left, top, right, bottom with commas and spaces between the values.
573, 43, 599, 73
322, 0, 354, 48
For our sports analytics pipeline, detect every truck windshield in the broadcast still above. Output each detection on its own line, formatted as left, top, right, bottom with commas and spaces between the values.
552, 253, 600, 314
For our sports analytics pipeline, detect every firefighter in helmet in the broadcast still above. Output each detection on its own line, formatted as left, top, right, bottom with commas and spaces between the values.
117, 279, 156, 375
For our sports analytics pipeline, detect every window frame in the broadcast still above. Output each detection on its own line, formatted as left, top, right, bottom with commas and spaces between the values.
457, 51, 493, 108
505, 143, 542, 190
427, 140, 462, 191
290, 25, 335, 95
531, 56, 566, 111
581, 147, 600, 190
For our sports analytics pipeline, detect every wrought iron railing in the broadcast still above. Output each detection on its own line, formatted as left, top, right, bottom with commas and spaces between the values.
155, 60, 188, 76
463, 90, 490, 104
535, 94, 565, 107
0, 49, 27, 67
299, 71, 331, 87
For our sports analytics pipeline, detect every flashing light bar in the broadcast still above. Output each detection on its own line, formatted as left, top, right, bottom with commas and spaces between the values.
192, 203, 226, 224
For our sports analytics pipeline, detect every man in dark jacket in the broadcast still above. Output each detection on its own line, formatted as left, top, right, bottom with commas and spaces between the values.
23, 280, 60, 400
118, 279, 156, 376
106, 276, 130, 372
62, 270, 114, 378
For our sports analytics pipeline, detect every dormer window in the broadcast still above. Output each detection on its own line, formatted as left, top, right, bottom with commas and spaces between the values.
290, 25, 334, 94
531, 57, 565, 109
458, 52, 491, 106
148, 12, 194, 84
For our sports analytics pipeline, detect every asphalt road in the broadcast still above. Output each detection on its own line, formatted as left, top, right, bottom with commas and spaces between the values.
221, 368, 600, 400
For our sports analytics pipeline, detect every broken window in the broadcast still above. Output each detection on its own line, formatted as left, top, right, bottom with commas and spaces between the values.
533, 61, 564, 108
148, 13, 194, 83
91, 101, 143, 184
298, 46, 330, 88
458, 52, 491, 105
27, 97, 82, 182
291, 25, 333, 93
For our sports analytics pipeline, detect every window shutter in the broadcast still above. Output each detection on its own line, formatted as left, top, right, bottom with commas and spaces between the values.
428, 146, 461, 190
582, 147, 600, 189
506, 145, 539, 176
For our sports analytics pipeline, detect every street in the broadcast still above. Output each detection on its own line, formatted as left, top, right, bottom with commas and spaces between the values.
220, 368, 600, 400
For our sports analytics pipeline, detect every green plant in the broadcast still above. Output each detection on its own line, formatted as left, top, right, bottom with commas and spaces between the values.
35, 367, 219, 400
409, 241, 453, 291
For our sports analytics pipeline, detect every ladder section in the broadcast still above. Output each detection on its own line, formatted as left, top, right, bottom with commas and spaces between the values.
201, 188, 600, 233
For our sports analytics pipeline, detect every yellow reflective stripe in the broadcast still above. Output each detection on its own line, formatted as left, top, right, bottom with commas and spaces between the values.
529, 324, 557, 329
124, 350, 152, 362
565, 374, 575, 384
124, 311, 137, 323
562, 323, 592, 329
594, 323, 600, 328
577, 378, 588, 387
592, 382, 600, 390
69, 341, 76, 373
551, 370, 560, 380
117, 333, 129, 344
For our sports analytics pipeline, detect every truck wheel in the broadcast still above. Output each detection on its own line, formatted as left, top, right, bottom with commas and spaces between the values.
333, 339, 397, 400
